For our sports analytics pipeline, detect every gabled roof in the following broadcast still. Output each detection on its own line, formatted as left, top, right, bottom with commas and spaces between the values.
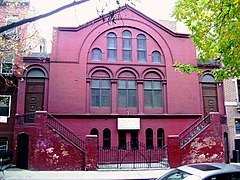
57, 5, 189, 38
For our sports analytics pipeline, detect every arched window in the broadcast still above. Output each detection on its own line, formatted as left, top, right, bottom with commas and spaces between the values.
91, 48, 102, 61
122, 30, 132, 62
137, 34, 146, 62
103, 128, 111, 149
107, 32, 117, 61
118, 71, 136, 108
90, 128, 99, 136
152, 51, 161, 63
157, 128, 164, 148
146, 128, 153, 149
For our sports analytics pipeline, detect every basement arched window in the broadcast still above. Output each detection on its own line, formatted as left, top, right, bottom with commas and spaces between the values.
157, 128, 164, 148
103, 128, 111, 149
146, 128, 153, 149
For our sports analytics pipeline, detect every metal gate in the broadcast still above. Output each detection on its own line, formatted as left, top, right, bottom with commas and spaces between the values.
98, 142, 168, 169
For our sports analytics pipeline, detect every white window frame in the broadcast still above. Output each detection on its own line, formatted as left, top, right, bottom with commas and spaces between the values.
0, 51, 13, 75
0, 95, 11, 118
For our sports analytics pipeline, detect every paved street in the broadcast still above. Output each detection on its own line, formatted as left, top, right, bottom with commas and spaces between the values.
0, 168, 170, 180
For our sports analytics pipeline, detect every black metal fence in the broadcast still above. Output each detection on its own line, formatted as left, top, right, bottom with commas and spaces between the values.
98, 142, 168, 169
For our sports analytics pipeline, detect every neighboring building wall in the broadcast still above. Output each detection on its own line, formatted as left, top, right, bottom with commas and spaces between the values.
223, 78, 240, 160
0, 0, 30, 165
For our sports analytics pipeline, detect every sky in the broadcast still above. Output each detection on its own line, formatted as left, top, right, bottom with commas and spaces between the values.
30, 0, 187, 52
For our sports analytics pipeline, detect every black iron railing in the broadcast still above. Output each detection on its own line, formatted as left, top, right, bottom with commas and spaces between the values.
179, 115, 210, 147
47, 114, 85, 152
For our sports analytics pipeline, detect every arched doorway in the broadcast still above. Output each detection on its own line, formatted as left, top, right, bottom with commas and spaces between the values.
16, 133, 29, 169
201, 74, 218, 116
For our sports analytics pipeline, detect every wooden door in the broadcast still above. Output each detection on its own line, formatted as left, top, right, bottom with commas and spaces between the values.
25, 82, 44, 123
202, 83, 218, 116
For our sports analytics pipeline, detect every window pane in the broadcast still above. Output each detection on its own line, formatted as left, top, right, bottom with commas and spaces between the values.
91, 89, 100, 107
128, 80, 136, 89
91, 48, 102, 61
0, 96, 10, 116
108, 38, 116, 48
202, 74, 215, 82
236, 119, 240, 134
144, 90, 152, 108
107, 49, 117, 61
138, 51, 146, 62
154, 90, 162, 107
128, 90, 136, 107
91, 80, 100, 88
118, 90, 127, 108
101, 89, 110, 107
144, 81, 152, 89
101, 80, 110, 88
122, 38, 131, 49
152, 51, 161, 63
122, 50, 132, 62
107, 33, 116, 48
118, 80, 126, 89
153, 81, 161, 89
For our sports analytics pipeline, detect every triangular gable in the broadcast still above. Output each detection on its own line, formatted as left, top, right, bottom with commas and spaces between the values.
57, 5, 189, 38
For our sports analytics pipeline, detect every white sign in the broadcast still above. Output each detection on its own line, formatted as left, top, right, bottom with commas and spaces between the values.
0, 116, 8, 123
117, 118, 140, 130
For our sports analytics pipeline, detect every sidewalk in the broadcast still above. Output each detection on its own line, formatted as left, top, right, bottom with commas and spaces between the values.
1, 168, 170, 180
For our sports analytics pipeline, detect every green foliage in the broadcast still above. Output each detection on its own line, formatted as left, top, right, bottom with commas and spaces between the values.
173, 0, 240, 80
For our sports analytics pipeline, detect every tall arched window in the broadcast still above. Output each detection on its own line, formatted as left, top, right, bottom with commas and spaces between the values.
91, 48, 102, 61
91, 70, 110, 108
157, 128, 164, 148
122, 30, 132, 62
201, 74, 218, 116
118, 71, 136, 108
146, 128, 153, 149
103, 128, 111, 149
152, 51, 161, 63
107, 32, 117, 61
137, 34, 146, 62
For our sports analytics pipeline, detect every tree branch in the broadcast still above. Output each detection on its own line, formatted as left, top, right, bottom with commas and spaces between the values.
0, 0, 90, 33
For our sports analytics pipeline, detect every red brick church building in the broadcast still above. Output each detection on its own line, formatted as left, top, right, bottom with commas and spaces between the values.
3, 5, 228, 170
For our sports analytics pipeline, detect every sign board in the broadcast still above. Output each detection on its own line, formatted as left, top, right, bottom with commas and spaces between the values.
117, 118, 140, 130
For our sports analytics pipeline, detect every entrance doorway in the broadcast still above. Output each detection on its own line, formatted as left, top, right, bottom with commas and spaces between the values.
25, 69, 45, 123
16, 133, 29, 169
201, 74, 218, 116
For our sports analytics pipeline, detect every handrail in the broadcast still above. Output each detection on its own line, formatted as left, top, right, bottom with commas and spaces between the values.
15, 112, 35, 125
47, 114, 85, 152
179, 115, 210, 147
